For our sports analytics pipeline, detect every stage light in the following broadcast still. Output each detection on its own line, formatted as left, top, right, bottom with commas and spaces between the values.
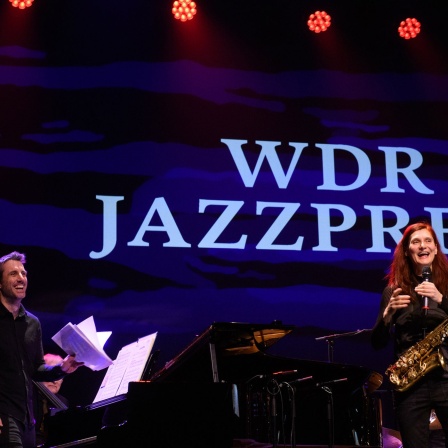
398, 18, 421, 39
172, 0, 197, 22
9, 0, 34, 8
307, 11, 331, 33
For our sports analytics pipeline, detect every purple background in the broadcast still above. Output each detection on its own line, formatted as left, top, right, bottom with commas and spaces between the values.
1, 0, 447, 417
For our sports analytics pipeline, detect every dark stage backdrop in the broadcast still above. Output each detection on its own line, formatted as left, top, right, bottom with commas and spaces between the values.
1, 0, 448, 409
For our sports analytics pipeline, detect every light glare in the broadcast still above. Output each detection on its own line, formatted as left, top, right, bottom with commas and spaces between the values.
398, 17, 421, 39
9, 0, 34, 8
172, 0, 197, 22
308, 10, 331, 33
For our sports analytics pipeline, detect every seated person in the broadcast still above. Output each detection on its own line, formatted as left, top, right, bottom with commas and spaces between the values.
34, 354, 70, 447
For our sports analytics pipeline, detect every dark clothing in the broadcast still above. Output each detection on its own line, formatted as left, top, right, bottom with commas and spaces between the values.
372, 284, 448, 448
371, 284, 448, 359
431, 429, 446, 448
394, 377, 448, 448
0, 415, 35, 448
0, 302, 66, 446
34, 389, 69, 446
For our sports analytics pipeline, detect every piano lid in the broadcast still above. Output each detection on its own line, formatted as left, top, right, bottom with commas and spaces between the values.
149, 321, 296, 382
209, 321, 295, 354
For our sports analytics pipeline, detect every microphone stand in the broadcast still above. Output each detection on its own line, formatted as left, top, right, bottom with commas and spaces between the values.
315, 328, 372, 363
321, 385, 334, 448
263, 377, 280, 448
315, 329, 371, 448
316, 379, 348, 448
284, 376, 313, 448
271, 388, 278, 448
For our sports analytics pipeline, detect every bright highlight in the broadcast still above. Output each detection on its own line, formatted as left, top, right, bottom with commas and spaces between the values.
307, 11, 331, 33
9, 0, 34, 8
172, 0, 197, 22
398, 18, 421, 39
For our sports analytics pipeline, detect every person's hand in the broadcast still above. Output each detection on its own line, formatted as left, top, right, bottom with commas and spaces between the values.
383, 288, 411, 323
415, 282, 443, 304
0, 416, 3, 434
61, 355, 84, 374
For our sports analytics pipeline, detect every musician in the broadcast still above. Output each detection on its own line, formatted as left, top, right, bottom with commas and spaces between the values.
0, 251, 83, 448
34, 354, 69, 447
371, 222, 448, 448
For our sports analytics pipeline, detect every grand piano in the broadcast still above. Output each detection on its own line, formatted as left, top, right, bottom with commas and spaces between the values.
45, 322, 383, 448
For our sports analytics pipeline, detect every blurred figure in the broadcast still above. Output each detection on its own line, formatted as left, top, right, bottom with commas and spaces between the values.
0, 251, 83, 448
35, 354, 70, 447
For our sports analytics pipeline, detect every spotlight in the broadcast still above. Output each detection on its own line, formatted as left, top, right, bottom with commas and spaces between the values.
307, 11, 331, 33
9, 0, 34, 8
398, 18, 421, 39
172, 0, 197, 22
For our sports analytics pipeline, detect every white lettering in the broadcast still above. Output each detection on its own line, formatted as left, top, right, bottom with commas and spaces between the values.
89, 195, 125, 259
221, 138, 307, 189
311, 204, 357, 251
378, 147, 434, 194
256, 202, 303, 250
364, 206, 409, 253
317, 143, 371, 191
424, 207, 448, 252
127, 197, 191, 248
90, 196, 448, 255
198, 199, 246, 249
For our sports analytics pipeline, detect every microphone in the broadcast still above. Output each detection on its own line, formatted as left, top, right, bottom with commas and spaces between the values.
272, 369, 298, 376
289, 375, 313, 385
316, 377, 348, 388
254, 370, 298, 380
421, 266, 431, 315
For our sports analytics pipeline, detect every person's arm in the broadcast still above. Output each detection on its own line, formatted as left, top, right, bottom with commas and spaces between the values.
414, 281, 446, 311
34, 355, 84, 381
439, 295, 448, 314
32, 320, 84, 381
371, 287, 394, 350
371, 290, 392, 350
60, 355, 84, 374
32, 323, 64, 381
371, 285, 412, 350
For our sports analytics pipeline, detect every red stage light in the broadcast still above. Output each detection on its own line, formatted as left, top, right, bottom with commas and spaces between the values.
398, 18, 421, 39
9, 0, 34, 8
307, 10, 331, 33
172, 0, 197, 22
